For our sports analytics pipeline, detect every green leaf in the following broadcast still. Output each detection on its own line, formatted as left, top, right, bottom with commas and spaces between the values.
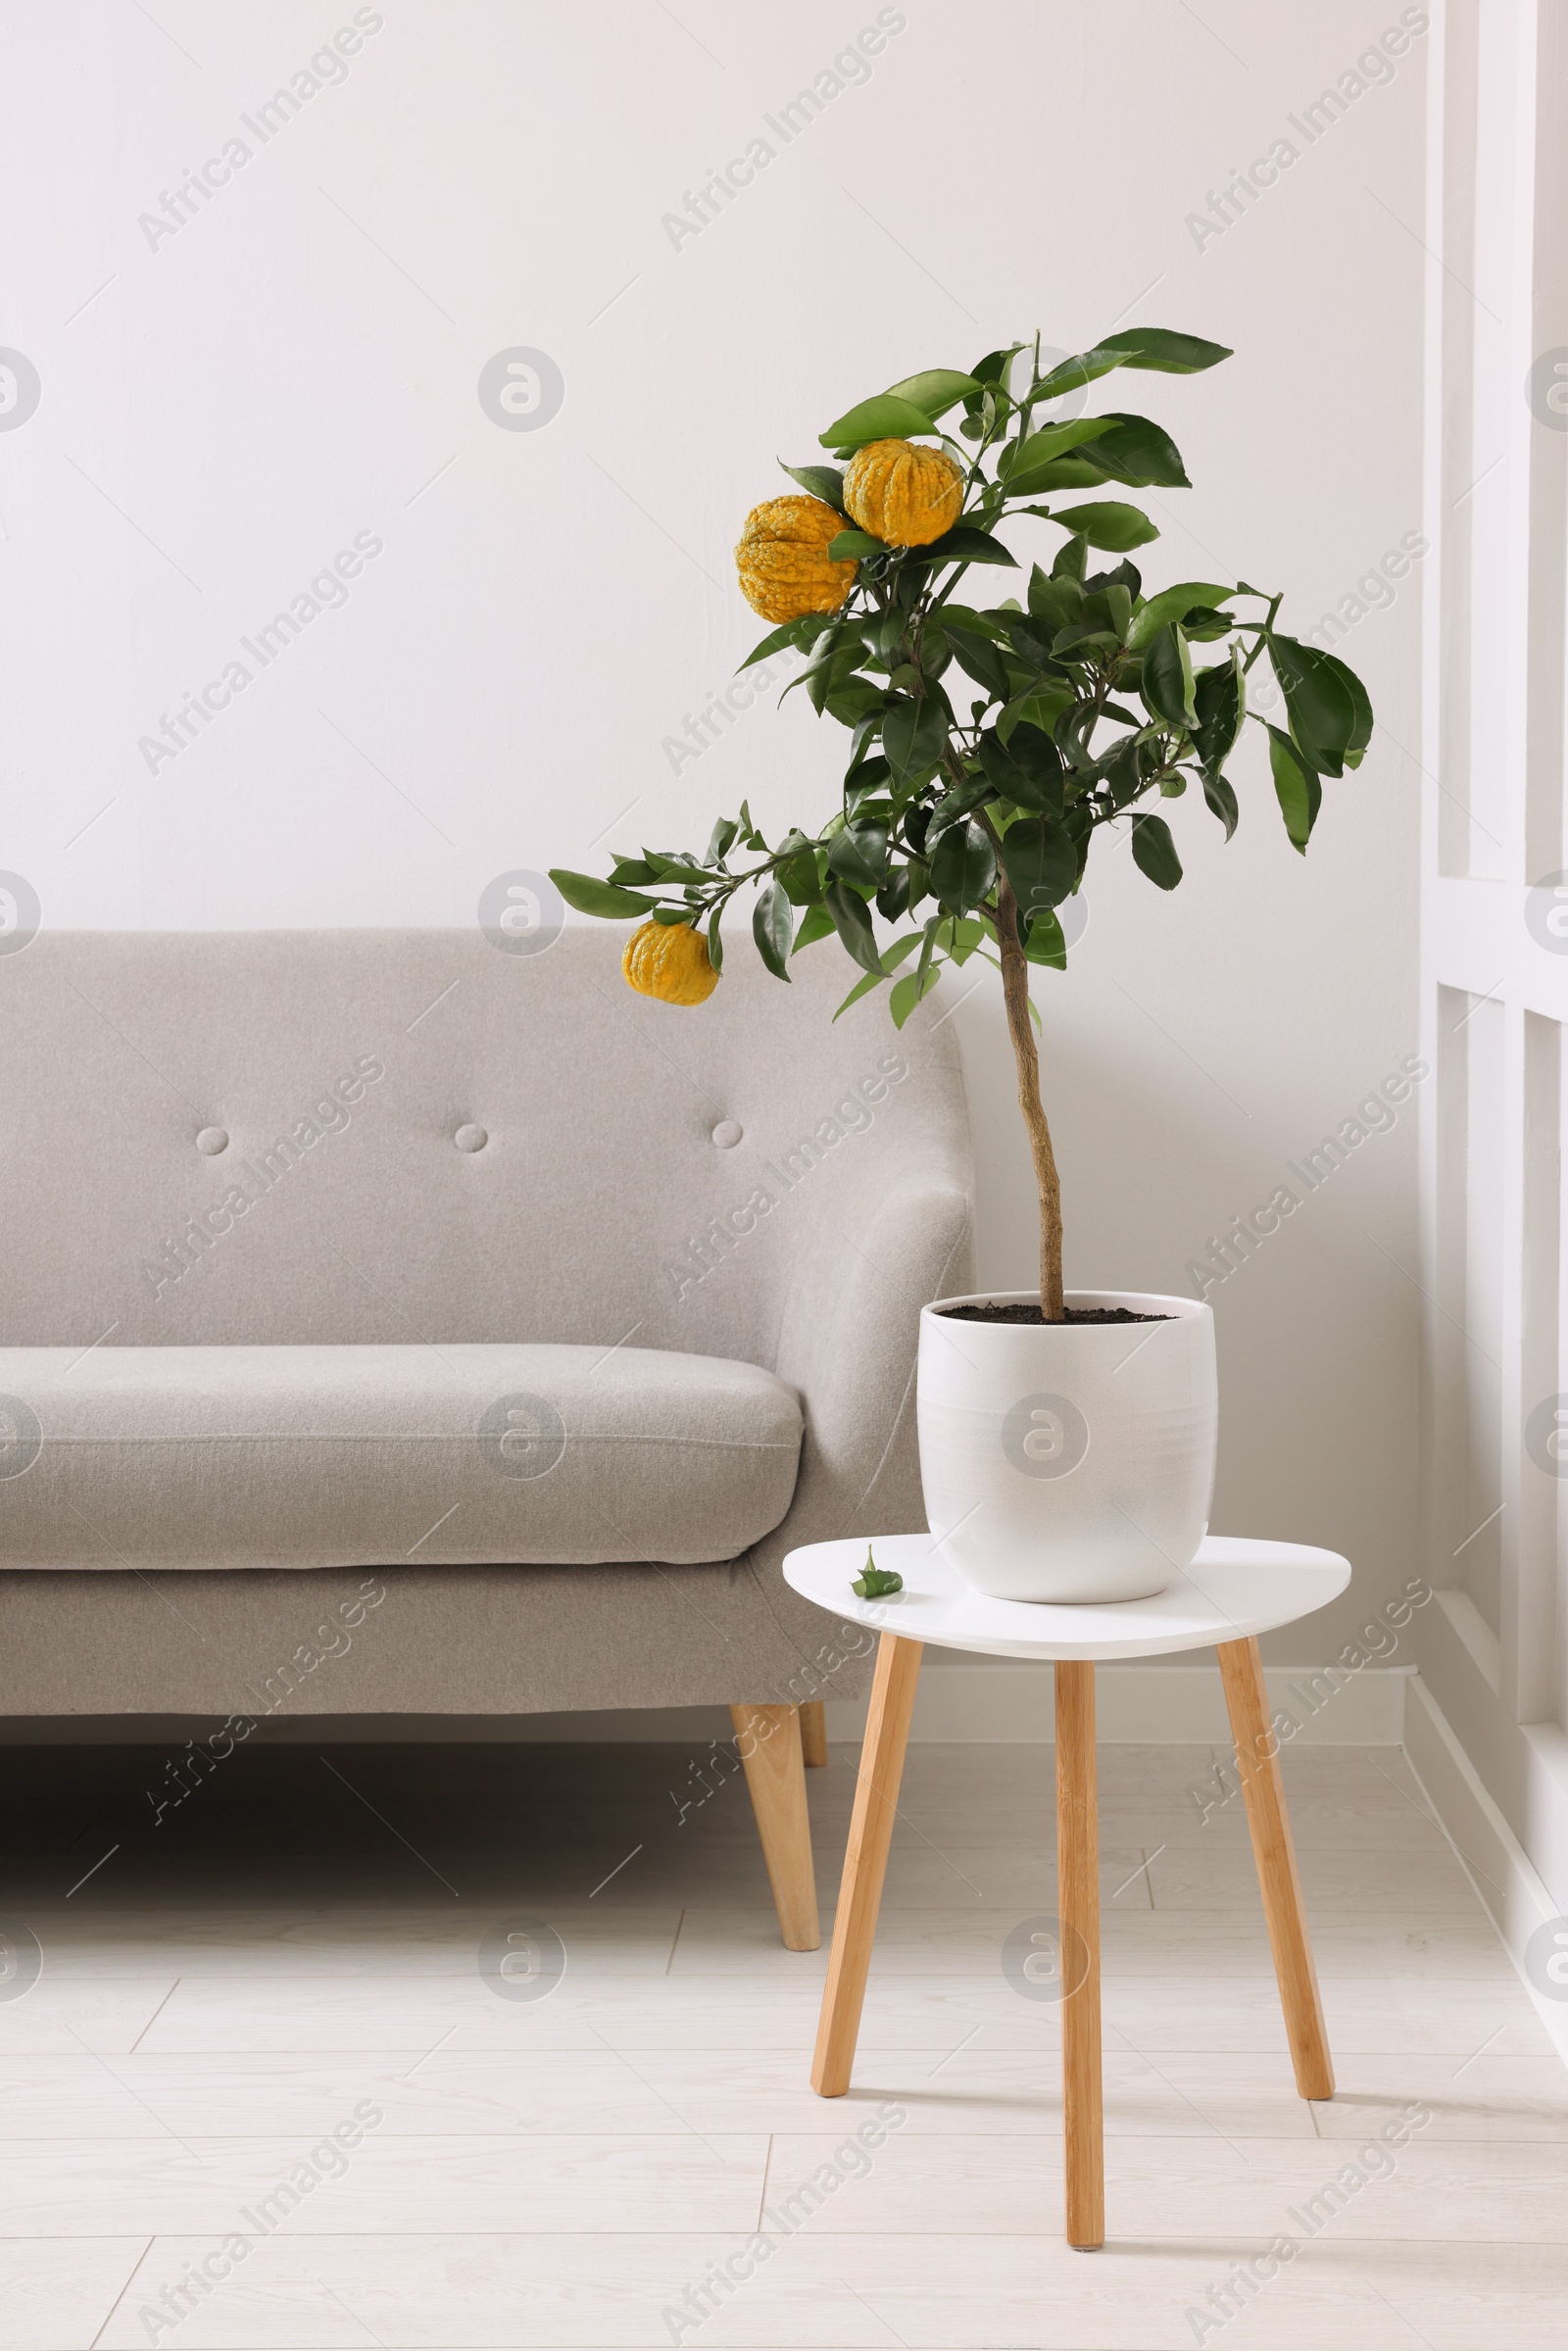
971, 343, 1025, 387
1141, 622, 1197, 730
777, 461, 847, 511
1004, 684, 1074, 741
738, 612, 839, 671
705, 816, 738, 867
1008, 461, 1110, 498
882, 368, 981, 418
1026, 566, 1082, 625
1030, 349, 1130, 402
792, 904, 835, 954
882, 696, 950, 784
833, 968, 887, 1019
981, 722, 1064, 815
948, 913, 994, 962
549, 869, 657, 919
1050, 500, 1158, 552
1009, 719, 1067, 789
1022, 906, 1068, 967
1316, 650, 1374, 764
1265, 722, 1322, 853
1002, 612, 1054, 668
1098, 736, 1149, 808
707, 903, 724, 973
1192, 652, 1245, 771
1030, 330, 1231, 406
1267, 636, 1356, 776
851, 1548, 904, 1598
976, 731, 1025, 805
998, 814, 1077, 913
911, 913, 941, 993
1180, 608, 1236, 643
878, 930, 924, 971
823, 879, 884, 974
889, 964, 941, 1026
1126, 582, 1235, 652
1096, 327, 1232, 374
927, 771, 998, 841
819, 393, 941, 450
929, 818, 997, 913
847, 711, 889, 767
640, 849, 704, 881
828, 529, 886, 561
1200, 769, 1240, 840
1055, 703, 1101, 772
828, 820, 890, 891
1130, 811, 1183, 889
1077, 412, 1190, 489
826, 683, 882, 727
800, 635, 867, 715
1003, 418, 1114, 497
942, 622, 1011, 702
937, 602, 1006, 638
752, 879, 794, 980
919, 524, 1017, 567
778, 836, 824, 905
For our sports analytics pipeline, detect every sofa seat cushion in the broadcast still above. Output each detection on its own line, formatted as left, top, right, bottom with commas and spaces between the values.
0, 1345, 803, 1571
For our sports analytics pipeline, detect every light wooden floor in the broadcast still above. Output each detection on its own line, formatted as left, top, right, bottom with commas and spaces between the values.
0, 1734, 1561, 2347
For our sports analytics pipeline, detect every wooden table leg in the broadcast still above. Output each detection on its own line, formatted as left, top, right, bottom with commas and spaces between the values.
810, 1633, 923, 2097
1055, 1659, 1103, 2251
1217, 1636, 1335, 2101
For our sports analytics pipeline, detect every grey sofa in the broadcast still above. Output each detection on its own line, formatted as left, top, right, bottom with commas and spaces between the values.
0, 926, 973, 1935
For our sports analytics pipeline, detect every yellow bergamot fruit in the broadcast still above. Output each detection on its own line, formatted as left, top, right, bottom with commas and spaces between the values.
843, 438, 964, 547
622, 919, 719, 1005
735, 495, 858, 621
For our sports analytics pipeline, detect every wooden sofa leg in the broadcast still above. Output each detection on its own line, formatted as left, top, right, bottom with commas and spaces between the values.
800, 1700, 828, 1767
730, 1703, 820, 1951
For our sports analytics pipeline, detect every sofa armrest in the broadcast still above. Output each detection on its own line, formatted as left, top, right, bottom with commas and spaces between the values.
738, 1172, 975, 1698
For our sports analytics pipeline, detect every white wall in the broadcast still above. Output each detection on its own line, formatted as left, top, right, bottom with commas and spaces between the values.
0, 1, 1426, 1663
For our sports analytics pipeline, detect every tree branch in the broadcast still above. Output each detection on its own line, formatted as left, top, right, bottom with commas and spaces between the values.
993, 869, 1065, 1320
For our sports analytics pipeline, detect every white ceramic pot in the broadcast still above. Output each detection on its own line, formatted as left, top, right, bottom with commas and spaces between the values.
917, 1289, 1217, 1603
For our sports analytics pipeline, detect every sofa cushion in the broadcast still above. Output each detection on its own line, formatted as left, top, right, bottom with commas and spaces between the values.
0, 1345, 803, 1572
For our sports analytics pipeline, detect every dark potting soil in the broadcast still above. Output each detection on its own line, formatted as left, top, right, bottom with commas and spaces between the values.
938, 1303, 1175, 1326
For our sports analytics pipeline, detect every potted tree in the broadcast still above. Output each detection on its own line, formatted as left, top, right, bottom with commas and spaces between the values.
554, 332, 1373, 1601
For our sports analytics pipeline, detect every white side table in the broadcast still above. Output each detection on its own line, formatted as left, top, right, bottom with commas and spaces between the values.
783, 1533, 1351, 2251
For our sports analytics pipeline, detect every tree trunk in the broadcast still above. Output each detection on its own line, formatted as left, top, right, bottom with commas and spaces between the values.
994, 873, 1065, 1321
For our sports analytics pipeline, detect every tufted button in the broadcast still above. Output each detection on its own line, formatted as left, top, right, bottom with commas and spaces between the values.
455, 1124, 488, 1152
710, 1119, 743, 1150
196, 1127, 228, 1155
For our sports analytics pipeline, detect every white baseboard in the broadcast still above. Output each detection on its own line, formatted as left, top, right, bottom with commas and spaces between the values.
1402, 1675, 1568, 2063
0, 1664, 1410, 1758
0, 1666, 1411, 1748
823, 1659, 1412, 1745
0, 1674, 1419, 1748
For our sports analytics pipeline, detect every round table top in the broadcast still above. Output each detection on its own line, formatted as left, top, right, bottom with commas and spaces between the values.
782, 1534, 1351, 1662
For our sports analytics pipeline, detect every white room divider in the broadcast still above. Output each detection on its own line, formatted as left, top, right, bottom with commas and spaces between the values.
1414, 0, 1568, 1936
